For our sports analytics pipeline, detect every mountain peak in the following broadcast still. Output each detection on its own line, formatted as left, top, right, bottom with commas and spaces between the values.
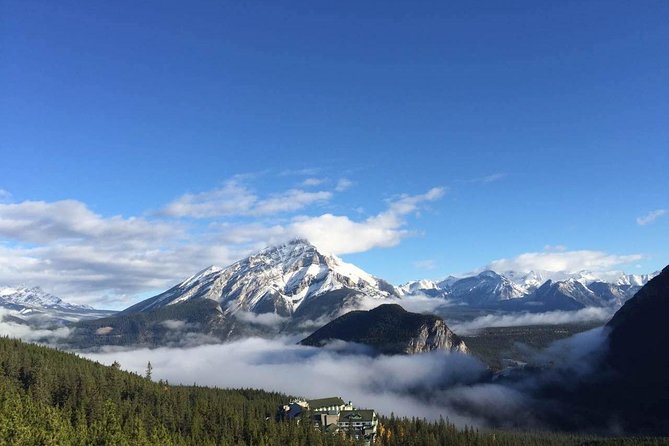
0, 286, 93, 312
478, 270, 502, 279
123, 240, 398, 321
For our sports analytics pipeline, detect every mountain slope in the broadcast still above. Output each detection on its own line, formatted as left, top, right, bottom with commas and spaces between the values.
0, 286, 115, 323
605, 265, 669, 385
448, 270, 527, 305
124, 239, 398, 321
299, 304, 468, 355
70, 240, 399, 347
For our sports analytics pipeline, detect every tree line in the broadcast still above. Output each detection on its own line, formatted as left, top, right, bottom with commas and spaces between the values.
0, 337, 666, 445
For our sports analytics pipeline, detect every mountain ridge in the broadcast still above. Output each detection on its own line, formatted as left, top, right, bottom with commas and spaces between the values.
400, 268, 658, 310
299, 303, 468, 355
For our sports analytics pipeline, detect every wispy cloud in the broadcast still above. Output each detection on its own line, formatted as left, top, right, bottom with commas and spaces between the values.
290, 187, 446, 254
335, 178, 354, 192
488, 249, 642, 274
160, 180, 257, 218
413, 259, 437, 270
0, 182, 444, 306
160, 179, 332, 218
253, 190, 332, 215
0, 189, 11, 202
471, 173, 507, 184
302, 178, 325, 187
636, 209, 667, 226
279, 167, 321, 177
451, 308, 614, 336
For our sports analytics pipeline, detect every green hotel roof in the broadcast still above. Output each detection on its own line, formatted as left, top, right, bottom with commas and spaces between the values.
339, 409, 376, 422
306, 397, 346, 409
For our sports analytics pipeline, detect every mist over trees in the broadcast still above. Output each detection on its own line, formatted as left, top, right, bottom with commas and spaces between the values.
1, 336, 667, 445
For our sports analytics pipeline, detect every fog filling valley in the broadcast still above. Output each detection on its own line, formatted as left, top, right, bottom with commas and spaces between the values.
80, 329, 612, 432
0, 303, 622, 432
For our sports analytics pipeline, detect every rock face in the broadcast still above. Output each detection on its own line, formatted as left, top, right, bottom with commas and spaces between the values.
299, 304, 468, 355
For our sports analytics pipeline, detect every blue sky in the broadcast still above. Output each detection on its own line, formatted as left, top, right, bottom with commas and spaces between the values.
1, 0, 667, 307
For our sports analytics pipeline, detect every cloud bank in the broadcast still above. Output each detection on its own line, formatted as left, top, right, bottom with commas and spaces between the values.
450, 307, 614, 336
81, 327, 621, 432
0, 177, 444, 307
488, 249, 642, 275
84, 337, 487, 424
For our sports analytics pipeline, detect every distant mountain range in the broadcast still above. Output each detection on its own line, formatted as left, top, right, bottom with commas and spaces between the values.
0, 286, 115, 325
4, 239, 658, 349
399, 269, 657, 311
546, 265, 669, 434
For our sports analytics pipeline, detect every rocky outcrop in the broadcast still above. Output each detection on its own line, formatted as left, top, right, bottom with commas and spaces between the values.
299, 304, 467, 355
405, 318, 468, 354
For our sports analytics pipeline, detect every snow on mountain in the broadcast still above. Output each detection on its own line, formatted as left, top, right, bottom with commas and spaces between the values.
502, 270, 545, 291
124, 239, 399, 319
0, 286, 93, 312
614, 272, 658, 287
400, 268, 658, 310
436, 276, 460, 289
0, 286, 115, 325
523, 278, 604, 310
447, 270, 527, 305
398, 279, 439, 296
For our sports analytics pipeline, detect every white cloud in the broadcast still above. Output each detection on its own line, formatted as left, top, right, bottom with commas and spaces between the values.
234, 311, 289, 327
83, 337, 485, 424
0, 189, 11, 202
0, 309, 73, 342
302, 178, 325, 187
0, 199, 180, 244
161, 180, 332, 218
335, 178, 354, 192
488, 249, 642, 274
0, 199, 246, 307
413, 259, 437, 270
0, 184, 445, 307
636, 209, 667, 226
252, 190, 332, 215
160, 180, 258, 218
471, 173, 507, 184
289, 187, 446, 255
279, 167, 321, 177
450, 308, 614, 336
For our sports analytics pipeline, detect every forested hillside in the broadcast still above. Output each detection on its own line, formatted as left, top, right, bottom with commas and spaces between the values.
0, 337, 666, 446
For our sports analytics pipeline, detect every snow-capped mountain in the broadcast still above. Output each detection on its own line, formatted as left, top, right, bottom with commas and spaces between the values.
398, 279, 439, 295
502, 270, 546, 291
400, 269, 659, 311
519, 278, 603, 311
0, 286, 115, 323
124, 239, 399, 321
448, 270, 527, 305
614, 272, 656, 287
0, 286, 92, 312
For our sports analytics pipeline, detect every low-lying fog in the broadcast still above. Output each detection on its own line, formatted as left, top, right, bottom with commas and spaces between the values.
1, 303, 614, 431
